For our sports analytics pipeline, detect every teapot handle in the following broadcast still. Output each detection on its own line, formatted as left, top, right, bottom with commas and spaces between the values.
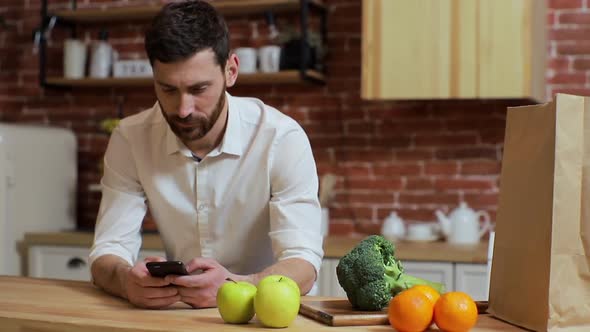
477, 211, 492, 239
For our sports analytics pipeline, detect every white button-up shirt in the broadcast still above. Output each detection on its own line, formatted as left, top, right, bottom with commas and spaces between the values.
89, 93, 324, 276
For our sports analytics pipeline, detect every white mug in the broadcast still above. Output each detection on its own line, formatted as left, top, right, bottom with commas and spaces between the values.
235, 47, 257, 74
258, 45, 281, 73
63, 39, 87, 78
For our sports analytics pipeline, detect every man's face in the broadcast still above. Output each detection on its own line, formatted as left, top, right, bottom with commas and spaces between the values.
153, 49, 227, 143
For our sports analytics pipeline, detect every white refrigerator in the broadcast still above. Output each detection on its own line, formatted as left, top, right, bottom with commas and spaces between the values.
0, 124, 77, 275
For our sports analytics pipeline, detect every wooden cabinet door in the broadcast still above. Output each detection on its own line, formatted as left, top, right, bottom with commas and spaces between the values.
362, 0, 476, 100
361, 0, 545, 101
477, 0, 545, 101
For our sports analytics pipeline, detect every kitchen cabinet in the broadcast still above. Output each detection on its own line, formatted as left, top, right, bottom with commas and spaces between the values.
402, 261, 454, 290
26, 245, 353, 296
36, 0, 327, 88
28, 246, 90, 281
317, 257, 347, 297
317, 258, 488, 301
454, 263, 489, 301
22, 233, 489, 299
361, 0, 546, 101
27, 245, 165, 281
27, 245, 483, 300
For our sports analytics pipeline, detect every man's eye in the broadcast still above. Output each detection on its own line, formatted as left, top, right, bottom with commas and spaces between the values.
162, 88, 176, 94
190, 86, 207, 94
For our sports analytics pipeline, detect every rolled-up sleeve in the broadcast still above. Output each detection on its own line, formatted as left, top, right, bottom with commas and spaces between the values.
268, 121, 324, 274
89, 127, 147, 267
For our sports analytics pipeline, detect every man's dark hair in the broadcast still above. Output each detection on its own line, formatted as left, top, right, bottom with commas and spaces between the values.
145, 0, 230, 70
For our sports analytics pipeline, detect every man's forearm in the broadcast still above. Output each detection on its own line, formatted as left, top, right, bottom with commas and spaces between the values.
240, 258, 317, 295
90, 254, 132, 300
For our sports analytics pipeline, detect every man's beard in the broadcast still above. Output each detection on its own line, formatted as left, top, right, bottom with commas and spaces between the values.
160, 84, 226, 143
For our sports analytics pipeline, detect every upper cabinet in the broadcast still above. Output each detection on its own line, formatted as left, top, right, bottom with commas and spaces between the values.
361, 0, 546, 102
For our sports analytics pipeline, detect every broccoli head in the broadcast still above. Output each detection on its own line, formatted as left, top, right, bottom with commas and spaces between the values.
336, 235, 445, 311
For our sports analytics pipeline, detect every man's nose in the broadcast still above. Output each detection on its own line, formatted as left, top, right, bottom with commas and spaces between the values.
178, 93, 194, 118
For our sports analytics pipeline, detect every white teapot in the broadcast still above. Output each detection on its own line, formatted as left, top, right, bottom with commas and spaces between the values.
381, 211, 406, 241
435, 202, 492, 244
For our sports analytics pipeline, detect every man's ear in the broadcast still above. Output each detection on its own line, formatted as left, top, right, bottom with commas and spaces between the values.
225, 53, 239, 87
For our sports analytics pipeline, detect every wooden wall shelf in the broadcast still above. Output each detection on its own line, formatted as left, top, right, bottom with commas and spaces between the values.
45, 77, 151, 87
45, 70, 325, 87
39, 0, 327, 88
52, 0, 325, 23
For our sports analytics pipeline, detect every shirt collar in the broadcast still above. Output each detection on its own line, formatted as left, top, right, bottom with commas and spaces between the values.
214, 92, 243, 157
163, 92, 243, 158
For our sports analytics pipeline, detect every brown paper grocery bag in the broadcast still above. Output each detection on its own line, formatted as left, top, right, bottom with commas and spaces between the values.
488, 93, 590, 331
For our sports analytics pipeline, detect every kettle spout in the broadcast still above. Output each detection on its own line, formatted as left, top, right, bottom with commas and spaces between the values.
435, 210, 451, 236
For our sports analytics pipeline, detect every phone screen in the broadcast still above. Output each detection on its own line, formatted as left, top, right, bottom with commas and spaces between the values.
146, 261, 189, 278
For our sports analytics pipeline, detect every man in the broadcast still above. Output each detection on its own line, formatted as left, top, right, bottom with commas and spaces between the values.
89, 0, 323, 309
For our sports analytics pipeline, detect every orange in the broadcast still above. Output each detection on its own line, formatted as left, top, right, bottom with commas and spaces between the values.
388, 288, 434, 332
434, 291, 478, 332
411, 284, 441, 326
410, 284, 441, 306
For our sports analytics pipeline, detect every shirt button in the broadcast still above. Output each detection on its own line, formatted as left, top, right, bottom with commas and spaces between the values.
198, 204, 207, 211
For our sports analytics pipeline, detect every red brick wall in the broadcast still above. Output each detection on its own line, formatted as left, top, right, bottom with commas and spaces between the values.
0, 0, 576, 235
547, 0, 590, 96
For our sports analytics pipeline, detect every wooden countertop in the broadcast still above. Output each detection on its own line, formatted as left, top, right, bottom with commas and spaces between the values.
324, 235, 488, 263
22, 232, 489, 264
0, 276, 523, 331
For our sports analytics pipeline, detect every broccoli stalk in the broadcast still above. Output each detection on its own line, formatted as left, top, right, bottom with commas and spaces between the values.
336, 235, 445, 311
384, 258, 444, 296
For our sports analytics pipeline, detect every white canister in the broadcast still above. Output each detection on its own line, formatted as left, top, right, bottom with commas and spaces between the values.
63, 39, 87, 78
258, 45, 281, 73
89, 41, 115, 78
234, 47, 257, 74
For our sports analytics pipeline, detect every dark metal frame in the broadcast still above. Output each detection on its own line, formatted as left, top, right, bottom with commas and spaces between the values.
37, 0, 77, 88
299, 0, 328, 84
36, 0, 327, 87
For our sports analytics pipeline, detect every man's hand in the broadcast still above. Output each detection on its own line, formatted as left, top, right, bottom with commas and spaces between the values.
92, 254, 316, 310
164, 257, 237, 308
124, 256, 182, 309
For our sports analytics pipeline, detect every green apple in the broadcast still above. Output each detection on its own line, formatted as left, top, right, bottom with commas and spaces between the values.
254, 275, 301, 328
216, 278, 257, 324
257, 274, 301, 297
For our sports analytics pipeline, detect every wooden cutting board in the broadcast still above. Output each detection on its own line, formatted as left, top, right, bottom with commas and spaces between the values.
299, 299, 490, 326
299, 299, 388, 326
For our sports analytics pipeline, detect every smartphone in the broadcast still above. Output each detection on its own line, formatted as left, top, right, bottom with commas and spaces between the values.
146, 261, 189, 278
